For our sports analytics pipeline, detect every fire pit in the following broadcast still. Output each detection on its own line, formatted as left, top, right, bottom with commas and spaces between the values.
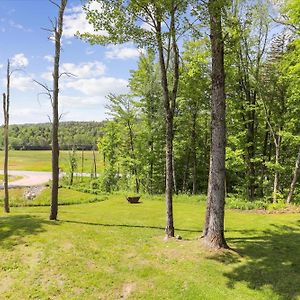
126, 196, 141, 203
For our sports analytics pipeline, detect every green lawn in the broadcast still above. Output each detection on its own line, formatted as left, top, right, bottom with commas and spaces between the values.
0, 150, 102, 173
0, 187, 105, 207
0, 194, 299, 299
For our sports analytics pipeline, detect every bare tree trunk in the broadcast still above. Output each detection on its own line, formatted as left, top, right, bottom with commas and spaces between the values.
49, 0, 67, 221
203, 0, 228, 249
286, 148, 300, 204
272, 136, 281, 203
156, 11, 179, 238
3, 60, 10, 213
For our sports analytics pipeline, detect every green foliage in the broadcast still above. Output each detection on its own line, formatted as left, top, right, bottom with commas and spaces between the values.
0, 121, 104, 150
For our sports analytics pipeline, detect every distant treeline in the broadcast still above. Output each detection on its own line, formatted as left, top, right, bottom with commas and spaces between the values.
0, 121, 105, 150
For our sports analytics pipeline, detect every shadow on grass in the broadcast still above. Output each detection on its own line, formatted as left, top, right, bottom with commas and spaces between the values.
62, 219, 201, 233
0, 215, 58, 249
210, 221, 300, 300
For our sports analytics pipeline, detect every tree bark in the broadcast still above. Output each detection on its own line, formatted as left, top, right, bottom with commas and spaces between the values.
3, 60, 10, 213
286, 148, 300, 204
272, 135, 281, 203
49, 0, 67, 221
203, 0, 228, 249
155, 7, 179, 237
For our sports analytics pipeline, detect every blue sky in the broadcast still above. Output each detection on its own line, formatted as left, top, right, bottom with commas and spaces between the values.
0, 0, 143, 124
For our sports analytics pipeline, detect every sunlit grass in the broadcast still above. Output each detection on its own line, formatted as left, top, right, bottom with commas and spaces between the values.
0, 194, 299, 299
0, 150, 103, 173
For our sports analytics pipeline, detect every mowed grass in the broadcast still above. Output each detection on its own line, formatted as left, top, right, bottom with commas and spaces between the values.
0, 194, 299, 300
0, 150, 102, 173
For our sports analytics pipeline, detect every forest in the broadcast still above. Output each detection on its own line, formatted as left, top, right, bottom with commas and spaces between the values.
89, 1, 300, 206
0, 121, 104, 150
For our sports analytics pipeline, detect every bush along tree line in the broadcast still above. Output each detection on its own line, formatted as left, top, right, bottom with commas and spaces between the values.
0, 121, 105, 150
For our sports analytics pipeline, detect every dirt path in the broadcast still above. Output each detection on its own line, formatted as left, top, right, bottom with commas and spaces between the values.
0, 170, 92, 189
0, 170, 53, 188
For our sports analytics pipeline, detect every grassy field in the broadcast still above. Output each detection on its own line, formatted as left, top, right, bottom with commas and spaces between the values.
0, 187, 105, 207
0, 194, 299, 299
0, 150, 102, 173
0, 175, 22, 182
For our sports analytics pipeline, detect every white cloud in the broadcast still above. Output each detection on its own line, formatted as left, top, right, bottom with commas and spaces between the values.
60, 95, 104, 108
64, 2, 106, 39
10, 74, 34, 92
44, 55, 54, 63
105, 44, 145, 60
0, 64, 3, 69
41, 60, 106, 82
61, 61, 106, 78
11, 53, 29, 67
65, 77, 128, 96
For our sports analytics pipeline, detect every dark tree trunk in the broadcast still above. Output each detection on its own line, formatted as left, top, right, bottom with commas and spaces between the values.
286, 148, 300, 204
203, 0, 228, 249
272, 135, 281, 203
3, 60, 10, 213
49, 0, 67, 221
155, 5, 179, 237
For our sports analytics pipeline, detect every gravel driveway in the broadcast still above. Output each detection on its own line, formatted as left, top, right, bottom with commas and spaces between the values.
0, 170, 53, 188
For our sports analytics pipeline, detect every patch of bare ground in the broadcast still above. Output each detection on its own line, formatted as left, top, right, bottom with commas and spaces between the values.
230, 205, 300, 214
0, 276, 14, 293
120, 282, 137, 299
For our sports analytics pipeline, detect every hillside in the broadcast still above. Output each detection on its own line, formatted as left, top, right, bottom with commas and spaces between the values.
0, 121, 105, 150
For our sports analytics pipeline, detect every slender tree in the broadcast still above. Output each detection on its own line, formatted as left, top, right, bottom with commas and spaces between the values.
50, 0, 67, 220
81, 0, 188, 237
2, 60, 11, 213
203, 0, 228, 249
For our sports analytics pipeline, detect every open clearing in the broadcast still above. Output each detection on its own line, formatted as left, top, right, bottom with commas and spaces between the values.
0, 150, 101, 173
0, 194, 299, 299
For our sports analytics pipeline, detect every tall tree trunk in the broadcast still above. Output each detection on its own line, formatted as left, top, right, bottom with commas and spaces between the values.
156, 9, 179, 237
286, 148, 300, 204
272, 136, 281, 203
203, 0, 228, 249
49, 0, 67, 221
3, 60, 10, 213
